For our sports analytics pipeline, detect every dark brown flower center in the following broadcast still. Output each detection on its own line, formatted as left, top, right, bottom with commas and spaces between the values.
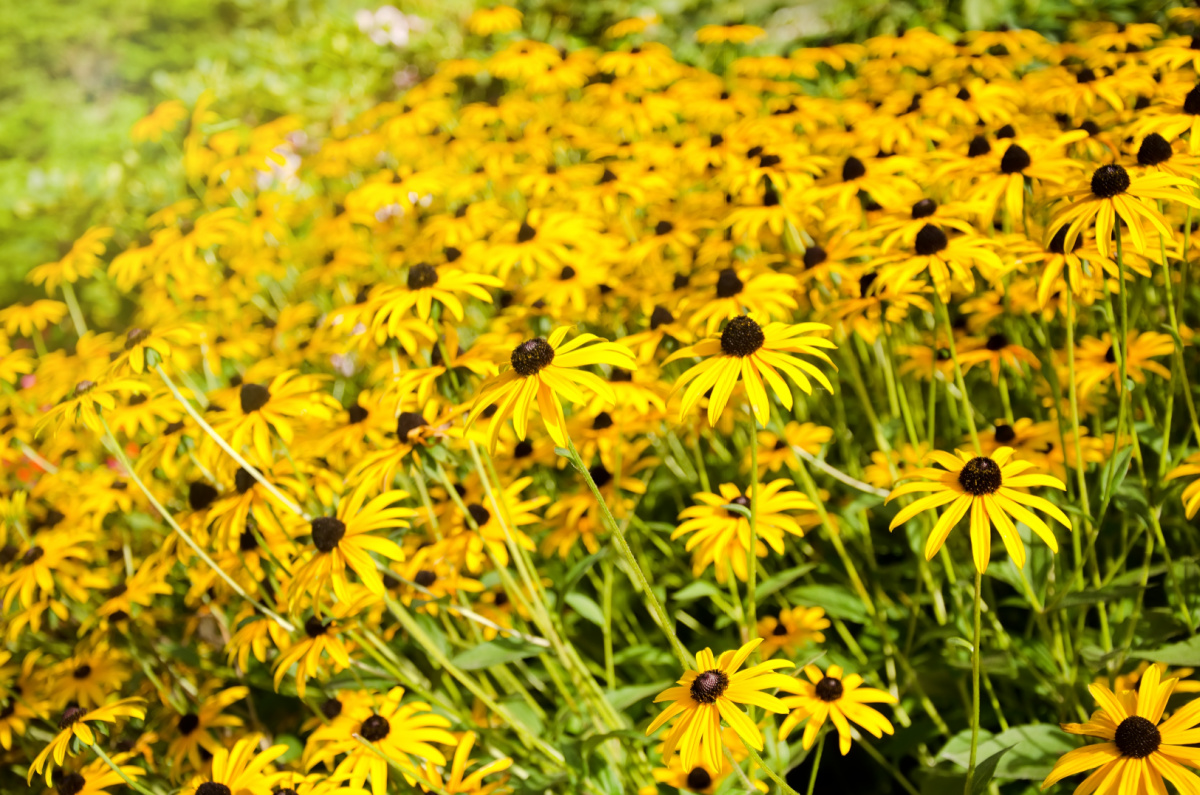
686, 767, 713, 791
196, 784, 232, 795
517, 221, 537, 242
124, 328, 151, 350
396, 411, 426, 439
305, 615, 328, 637
1091, 164, 1130, 198
772, 622, 789, 636
720, 316, 765, 357
655, 220, 674, 235
59, 706, 88, 729
360, 714, 391, 742
73, 665, 92, 680
311, 516, 346, 552
842, 156, 866, 182
912, 198, 937, 219
914, 224, 948, 256
859, 272, 878, 298
321, 698, 343, 719
815, 676, 844, 702
985, 334, 1008, 351
1138, 133, 1174, 166
406, 263, 438, 290
1000, 143, 1031, 174
650, 305, 675, 330
23, 546, 44, 565
239, 383, 271, 413
189, 482, 219, 511
178, 712, 200, 735
803, 245, 827, 268
1114, 715, 1161, 758
414, 570, 437, 587
690, 669, 729, 704
588, 464, 612, 489
715, 268, 743, 298
56, 772, 85, 795
592, 412, 614, 430
467, 503, 491, 527
967, 136, 991, 158
958, 456, 1002, 495
511, 338, 555, 376
994, 424, 1016, 443
235, 468, 255, 494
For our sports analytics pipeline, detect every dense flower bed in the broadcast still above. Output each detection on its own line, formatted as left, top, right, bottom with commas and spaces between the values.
5, 8, 1200, 795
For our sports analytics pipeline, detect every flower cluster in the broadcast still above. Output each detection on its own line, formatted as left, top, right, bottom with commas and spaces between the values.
3, 8, 1200, 795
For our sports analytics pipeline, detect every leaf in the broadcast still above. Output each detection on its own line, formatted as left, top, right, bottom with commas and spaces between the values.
499, 695, 545, 737
672, 579, 723, 603
605, 680, 673, 711
757, 564, 815, 599
940, 724, 1081, 779
790, 583, 869, 623
273, 734, 304, 765
1129, 635, 1200, 666
1050, 585, 1142, 611
582, 729, 645, 758
565, 592, 605, 627
969, 744, 1014, 795
450, 637, 546, 670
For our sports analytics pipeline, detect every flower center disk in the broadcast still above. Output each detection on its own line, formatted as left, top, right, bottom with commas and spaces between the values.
815, 676, 844, 702
958, 456, 1002, 495
720, 316, 765, 357
311, 516, 346, 552
1114, 716, 1161, 758
510, 337, 555, 376
1090, 164, 1130, 198
690, 669, 729, 704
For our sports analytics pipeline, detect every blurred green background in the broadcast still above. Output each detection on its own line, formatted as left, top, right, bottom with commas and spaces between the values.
2, 0, 1168, 306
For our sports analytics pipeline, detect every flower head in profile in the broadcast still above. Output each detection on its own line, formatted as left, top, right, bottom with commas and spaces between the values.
28, 698, 146, 784
36, 378, 150, 436
1166, 452, 1200, 519
467, 5, 522, 35
465, 327, 636, 452
1042, 664, 1200, 794
886, 447, 1069, 573
666, 314, 836, 427
696, 24, 765, 44
421, 731, 513, 794
646, 638, 793, 772
779, 663, 896, 755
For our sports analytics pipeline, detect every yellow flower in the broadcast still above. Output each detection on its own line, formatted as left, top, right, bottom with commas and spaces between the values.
646, 638, 793, 772
887, 447, 1069, 573
0, 300, 68, 337
696, 24, 765, 45
27, 226, 113, 294
1042, 664, 1200, 794
182, 734, 289, 795
467, 5, 522, 36
35, 377, 151, 436
757, 606, 830, 658
1166, 451, 1200, 519
666, 315, 836, 427
131, 99, 188, 143
287, 488, 411, 608
465, 327, 636, 452
421, 731, 513, 794
366, 265, 501, 325
28, 698, 146, 784
779, 663, 897, 754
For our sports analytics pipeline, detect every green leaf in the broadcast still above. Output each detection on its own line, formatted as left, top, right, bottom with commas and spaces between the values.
940, 724, 1081, 779
1130, 635, 1200, 666
757, 564, 815, 599
672, 579, 724, 603
605, 680, 673, 711
1050, 585, 1142, 611
450, 637, 546, 670
790, 583, 869, 623
565, 592, 605, 627
969, 744, 1014, 795
499, 695, 545, 737
273, 734, 304, 765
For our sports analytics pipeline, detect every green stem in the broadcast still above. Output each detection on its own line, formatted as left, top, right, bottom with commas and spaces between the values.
806, 732, 825, 795
963, 570, 983, 795
61, 281, 88, 336
90, 743, 158, 795
935, 293, 981, 452
747, 415, 760, 643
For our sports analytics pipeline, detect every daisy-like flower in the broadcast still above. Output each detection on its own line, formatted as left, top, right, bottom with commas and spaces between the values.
1074, 331, 1174, 396
673, 480, 820, 583
183, 734, 289, 795
666, 314, 836, 427
465, 328, 636, 452
273, 612, 357, 699
874, 224, 1004, 303
165, 686, 249, 773
955, 332, 1041, 384
367, 264, 501, 326
0, 299, 68, 337
646, 638, 794, 772
757, 606, 830, 659
778, 663, 897, 754
131, 99, 187, 142
1166, 452, 1200, 519
307, 686, 456, 795
420, 731, 512, 794
216, 371, 340, 463
111, 325, 197, 374
46, 754, 146, 795
466, 5, 521, 36
286, 488, 411, 609
695, 24, 765, 44
886, 447, 1069, 573
1047, 164, 1200, 258
28, 698, 146, 784
27, 226, 112, 294
35, 378, 150, 436
1041, 664, 1200, 794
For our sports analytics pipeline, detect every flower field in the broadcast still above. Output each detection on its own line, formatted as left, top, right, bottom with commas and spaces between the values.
6, 6, 1200, 795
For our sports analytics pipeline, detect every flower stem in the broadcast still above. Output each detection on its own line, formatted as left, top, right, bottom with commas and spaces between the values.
566, 437, 694, 669
935, 293, 981, 453
743, 742, 803, 795
963, 569, 983, 795
747, 414, 760, 646
90, 743, 158, 795
61, 281, 88, 336
99, 415, 295, 632
805, 731, 825, 795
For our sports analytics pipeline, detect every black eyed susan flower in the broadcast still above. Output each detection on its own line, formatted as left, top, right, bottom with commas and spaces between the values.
28, 698, 146, 784
366, 264, 501, 325
1166, 452, 1200, 519
36, 378, 150, 436
757, 606, 830, 659
182, 734, 289, 795
1073, 331, 1174, 396
165, 686, 249, 772
286, 487, 411, 609
465, 327, 636, 452
778, 663, 897, 754
646, 638, 793, 772
272, 612, 356, 699
1041, 664, 1200, 794
466, 5, 522, 36
215, 370, 340, 463
887, 447, 1069, 573
955, 332, 1041, 384
673, 480, 821, 583
666, 314, 836, 427
873, 224, 1004, 303
1047, 164, 1200, 258
420, 731, 513, 795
